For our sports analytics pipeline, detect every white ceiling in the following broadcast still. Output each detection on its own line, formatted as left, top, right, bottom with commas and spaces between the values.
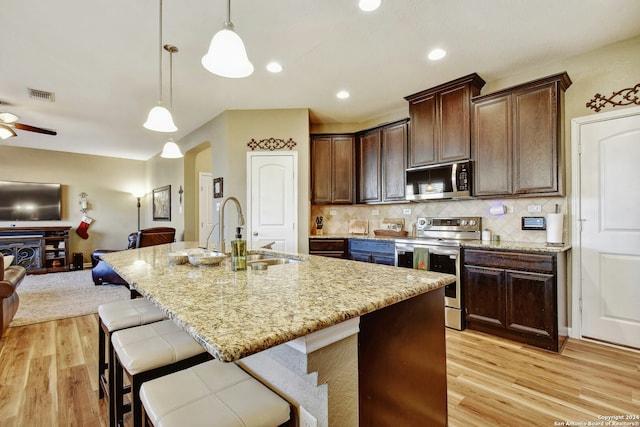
1, 0, 639, 161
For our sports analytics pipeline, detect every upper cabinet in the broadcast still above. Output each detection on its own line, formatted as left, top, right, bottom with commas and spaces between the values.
311, 134, 355, 204
404, 73, 486, 168
472, 72, 572, 197
357, 119, 408, 204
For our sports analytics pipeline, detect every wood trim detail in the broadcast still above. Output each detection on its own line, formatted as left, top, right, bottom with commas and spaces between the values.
586, 82, 640, 112
247, 137, 297, 151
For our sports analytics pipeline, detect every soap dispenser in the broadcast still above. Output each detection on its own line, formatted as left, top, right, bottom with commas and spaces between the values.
231, 226, 247, 271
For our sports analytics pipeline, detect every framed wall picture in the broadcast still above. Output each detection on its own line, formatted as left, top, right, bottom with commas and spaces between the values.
152, 185, 171, 221
213, 177, 223, 199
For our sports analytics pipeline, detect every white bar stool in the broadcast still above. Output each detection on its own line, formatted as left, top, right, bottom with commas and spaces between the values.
139, 359, 292, 427
98, 298, 166, 400
111, 319, 210, 427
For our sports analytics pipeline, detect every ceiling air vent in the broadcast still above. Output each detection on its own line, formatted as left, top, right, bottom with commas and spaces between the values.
28, 88, 55, 102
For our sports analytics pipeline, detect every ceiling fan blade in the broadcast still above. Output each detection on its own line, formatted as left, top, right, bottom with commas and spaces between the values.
13, 122, 57, 136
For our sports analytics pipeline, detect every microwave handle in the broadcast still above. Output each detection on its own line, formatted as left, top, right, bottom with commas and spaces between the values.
451, 163, 458, 194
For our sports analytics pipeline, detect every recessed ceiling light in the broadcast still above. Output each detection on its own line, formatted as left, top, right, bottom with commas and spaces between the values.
336, 90, 350, 99
266, 61, 283, 73
428, 48, 447, 61
359, 0, 381, 12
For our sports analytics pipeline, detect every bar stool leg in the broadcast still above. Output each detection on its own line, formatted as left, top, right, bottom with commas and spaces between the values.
112, 348, 124, 427
98, 318, 106, 399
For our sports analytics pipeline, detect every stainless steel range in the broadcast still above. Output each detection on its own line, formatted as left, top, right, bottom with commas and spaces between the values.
395, 216, 481, 330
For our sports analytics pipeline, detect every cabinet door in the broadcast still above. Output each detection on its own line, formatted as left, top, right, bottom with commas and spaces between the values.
439, 84, 471, 163
464, 265, 506, 327
358, 130, 381, 203
505, 269, 555, 339
512, 83, 559, 194
381, 122, 407, 201
408, 94, 437, 167
473, 95, 513, 196
332, 136, 355, 203
311, 136, 332, 204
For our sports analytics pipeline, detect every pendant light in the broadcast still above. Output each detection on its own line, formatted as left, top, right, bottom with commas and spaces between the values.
201, 0, 254, 78
144, 0, 178, 132
161, 44, 184, 158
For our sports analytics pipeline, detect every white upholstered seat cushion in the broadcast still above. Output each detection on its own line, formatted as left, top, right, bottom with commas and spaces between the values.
111, 319, 205, 375
140, 359, 290, 427
98, 298, 165, 332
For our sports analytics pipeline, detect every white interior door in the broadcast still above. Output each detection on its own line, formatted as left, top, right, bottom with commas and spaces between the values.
247, 152, 298, 252
573, 106, 640, 349
199, 172, 214, 248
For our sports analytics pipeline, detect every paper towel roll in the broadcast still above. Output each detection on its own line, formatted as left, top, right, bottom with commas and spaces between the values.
482, 230, 492, 242
546, 213, 563, 244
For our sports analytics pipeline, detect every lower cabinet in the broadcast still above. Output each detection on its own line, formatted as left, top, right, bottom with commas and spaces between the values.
349, 239, 395, 266
462, 248, 567, 352
308, 238, 347, 259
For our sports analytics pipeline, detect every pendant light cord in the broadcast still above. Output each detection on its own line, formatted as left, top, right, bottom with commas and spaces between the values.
158, 0, 164, 103
226, 0, 231, 24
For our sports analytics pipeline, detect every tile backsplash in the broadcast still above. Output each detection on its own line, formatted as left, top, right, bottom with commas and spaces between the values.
310, 197, 568, 244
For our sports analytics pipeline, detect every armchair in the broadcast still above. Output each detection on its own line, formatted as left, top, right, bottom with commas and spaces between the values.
91, 227, 176, 286
1, 253, 27, 337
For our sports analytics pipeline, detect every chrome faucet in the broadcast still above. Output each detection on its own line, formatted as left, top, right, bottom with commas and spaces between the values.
218, 196, 245, 254
260, 241, 276, 249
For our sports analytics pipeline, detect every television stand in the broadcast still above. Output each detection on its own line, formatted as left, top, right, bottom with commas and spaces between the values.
0, 226, 71, 274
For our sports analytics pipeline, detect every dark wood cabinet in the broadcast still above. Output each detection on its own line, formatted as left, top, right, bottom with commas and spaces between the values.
356, 119, 408, 204
358, 130, 381, 203
405, 73, 485, 168
0, 226, 71, 274
462, 248, 568, 352
308, 238, 347, 258
311, 134, 355, 204
472, 72, 572, 197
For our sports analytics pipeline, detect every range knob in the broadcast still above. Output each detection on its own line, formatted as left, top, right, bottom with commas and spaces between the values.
469, 219, 477, 226
460, 220, 468, 226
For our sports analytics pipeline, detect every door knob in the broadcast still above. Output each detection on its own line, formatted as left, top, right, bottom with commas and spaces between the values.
253, 232, 258, 236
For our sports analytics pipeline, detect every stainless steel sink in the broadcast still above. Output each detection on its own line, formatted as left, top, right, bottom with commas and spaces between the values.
246, 252, 301, 266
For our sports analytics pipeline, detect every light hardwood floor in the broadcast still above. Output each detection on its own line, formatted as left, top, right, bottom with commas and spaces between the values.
0, 314, 638, 426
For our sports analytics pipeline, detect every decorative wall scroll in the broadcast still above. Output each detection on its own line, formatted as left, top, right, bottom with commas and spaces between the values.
247, 137, 297, 151
586, 82, 640, 112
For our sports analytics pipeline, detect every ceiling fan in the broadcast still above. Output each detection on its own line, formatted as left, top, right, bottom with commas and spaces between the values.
0, 111, 57, 140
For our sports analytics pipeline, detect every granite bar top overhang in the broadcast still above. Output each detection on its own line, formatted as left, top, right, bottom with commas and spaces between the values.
101, 242, 454, 362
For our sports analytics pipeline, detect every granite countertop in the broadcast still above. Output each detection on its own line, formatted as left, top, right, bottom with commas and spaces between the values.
101, 242, 454, 362
311, 234, 572, 252
461, 240, 572, 253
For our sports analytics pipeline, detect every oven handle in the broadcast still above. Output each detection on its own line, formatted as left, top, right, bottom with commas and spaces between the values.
394, 244, 458, 258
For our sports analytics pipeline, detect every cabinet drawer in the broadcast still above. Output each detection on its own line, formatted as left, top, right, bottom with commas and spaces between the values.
309, 238, 347, 252
464, 249, 554, 273
349, 239, 395, 254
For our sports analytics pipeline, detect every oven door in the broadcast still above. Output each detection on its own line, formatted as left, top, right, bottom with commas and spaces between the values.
395, 242, 463, 330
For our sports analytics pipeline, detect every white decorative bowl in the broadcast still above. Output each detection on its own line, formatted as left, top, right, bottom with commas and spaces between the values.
188, 251, 227, 267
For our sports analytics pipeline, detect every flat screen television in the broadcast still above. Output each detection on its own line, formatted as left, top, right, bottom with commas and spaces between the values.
0, 180, 62, 221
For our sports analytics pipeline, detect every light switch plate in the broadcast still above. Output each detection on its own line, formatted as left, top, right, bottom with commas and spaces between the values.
371, 209, 379, 216
403, 208, 411, 215
528, 205, 542, 213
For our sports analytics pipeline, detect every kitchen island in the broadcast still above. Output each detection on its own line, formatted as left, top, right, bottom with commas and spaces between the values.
102, 242, 455, 426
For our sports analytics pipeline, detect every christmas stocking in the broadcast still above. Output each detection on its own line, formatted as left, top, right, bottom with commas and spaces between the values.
76, 215, 94, 239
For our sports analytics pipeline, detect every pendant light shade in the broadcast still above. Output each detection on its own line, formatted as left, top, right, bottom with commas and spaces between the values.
144, 103, 177, 132
161, 137, 183, 158
0, 124, 17, 140
159, 45, 183, 158
201, 0, 253, 78
144, 0, 178, 132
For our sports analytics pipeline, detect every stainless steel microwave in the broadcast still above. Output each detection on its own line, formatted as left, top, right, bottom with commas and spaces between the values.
405, 162, 471, 201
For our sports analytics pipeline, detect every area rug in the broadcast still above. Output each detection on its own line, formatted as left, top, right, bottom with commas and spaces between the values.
9, 269, 130, 327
